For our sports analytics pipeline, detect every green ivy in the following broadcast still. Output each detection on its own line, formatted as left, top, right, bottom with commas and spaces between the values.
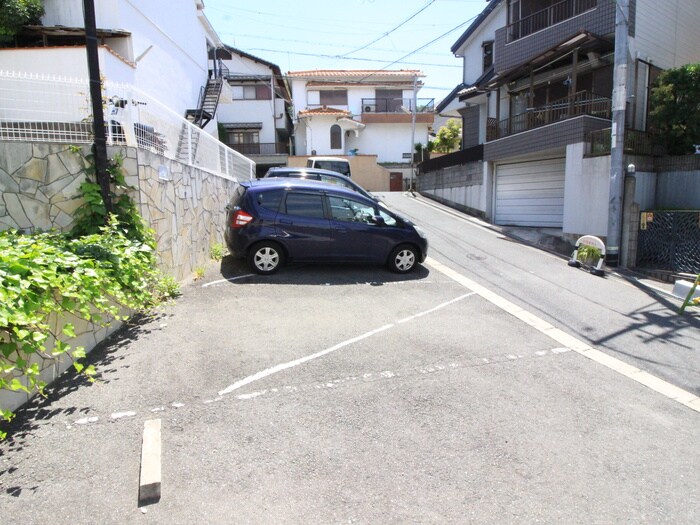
69, 147, 153, 246
0, 150, 177, 439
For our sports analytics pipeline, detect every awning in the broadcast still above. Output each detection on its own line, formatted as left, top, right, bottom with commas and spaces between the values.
487, 31, 612, 88
337, 117, 366, 137
222, 122, 263, 130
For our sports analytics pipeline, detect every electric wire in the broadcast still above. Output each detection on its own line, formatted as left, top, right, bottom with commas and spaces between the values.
336, 0, 437, 58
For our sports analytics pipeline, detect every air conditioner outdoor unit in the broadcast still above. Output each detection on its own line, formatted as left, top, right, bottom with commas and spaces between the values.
364, 105, 373, 112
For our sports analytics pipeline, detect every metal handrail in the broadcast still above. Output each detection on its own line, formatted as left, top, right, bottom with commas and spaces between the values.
488, 90, 611, 140
507, 0, 598, 42
229, 142, 289, 155
361, 98, 435, 113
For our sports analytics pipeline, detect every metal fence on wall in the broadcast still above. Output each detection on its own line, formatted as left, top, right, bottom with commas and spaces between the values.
637, 211, 700, 274
0, 70, 254, 181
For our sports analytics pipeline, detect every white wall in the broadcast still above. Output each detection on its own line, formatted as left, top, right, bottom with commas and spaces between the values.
348, 123, 429, 163
216, 54, 281, 143
455, 3, 506, 85
38, 0, 211, 117
563, 143, 610, 236
632, 0, 700, 70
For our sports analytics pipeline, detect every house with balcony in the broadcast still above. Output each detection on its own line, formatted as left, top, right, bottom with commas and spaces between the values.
215, 46, 292, 177
287, 69, 435, 165
424, 0, 700, 245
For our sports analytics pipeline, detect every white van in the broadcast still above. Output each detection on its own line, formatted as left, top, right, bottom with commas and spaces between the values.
306, 156, 352, 178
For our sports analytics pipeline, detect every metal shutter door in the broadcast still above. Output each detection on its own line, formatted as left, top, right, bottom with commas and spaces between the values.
495, 158, 565, 227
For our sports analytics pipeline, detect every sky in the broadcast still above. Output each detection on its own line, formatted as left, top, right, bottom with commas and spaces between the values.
203, 0, 488, 104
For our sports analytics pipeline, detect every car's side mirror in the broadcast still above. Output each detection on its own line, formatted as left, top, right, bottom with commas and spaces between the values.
371, 216, 386, 226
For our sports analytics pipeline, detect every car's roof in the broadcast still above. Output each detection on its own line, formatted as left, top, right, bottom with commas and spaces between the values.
266, 167, 352, 180
241, 178, 369, 199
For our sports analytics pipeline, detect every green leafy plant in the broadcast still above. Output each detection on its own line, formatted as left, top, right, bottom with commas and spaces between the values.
648, 63, 700, 155
0, 148, 175, 438
210, 242, 226, 261
69, 147, 153, 246
0, 219, 162, 438
576, 244, 602, 265
193, 267, 205, 281
0, 0, 44, 44
153, 275, 181, 301
431, 119, 462, 153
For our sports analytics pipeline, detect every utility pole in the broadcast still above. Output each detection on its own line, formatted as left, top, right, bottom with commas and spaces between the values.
83, 0, 112, 215
409, 73, 417, 191
606, 0, 630, 266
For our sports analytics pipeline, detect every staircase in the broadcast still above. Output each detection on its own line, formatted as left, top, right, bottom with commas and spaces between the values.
185, 77, 223, 129
178, 77, 224, 162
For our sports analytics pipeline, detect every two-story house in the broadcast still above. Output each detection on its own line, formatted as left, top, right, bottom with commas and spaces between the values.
215, 46, 292, 177
287, 69, 435, 164
426, 0, 700, 245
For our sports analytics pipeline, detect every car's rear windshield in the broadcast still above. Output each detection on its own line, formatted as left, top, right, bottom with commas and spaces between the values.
314, 161, 350, 176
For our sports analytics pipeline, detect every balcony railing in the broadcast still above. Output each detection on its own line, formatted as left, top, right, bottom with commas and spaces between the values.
361, 98, 435, 114
229, 142, 288, 155
587, 128, 663, 157
507, 0, 598, 42
487, 90, 611, 140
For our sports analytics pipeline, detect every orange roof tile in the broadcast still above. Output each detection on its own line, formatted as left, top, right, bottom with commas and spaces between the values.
298, 107, 352, 117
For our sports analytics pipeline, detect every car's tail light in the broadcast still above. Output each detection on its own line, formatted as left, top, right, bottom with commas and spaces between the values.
231, 209, 254, 228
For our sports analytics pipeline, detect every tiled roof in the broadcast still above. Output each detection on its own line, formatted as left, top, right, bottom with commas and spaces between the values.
288, 69, 424, 80
298, 107, 352, 117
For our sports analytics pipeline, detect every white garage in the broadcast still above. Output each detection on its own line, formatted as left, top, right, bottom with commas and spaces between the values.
494, 158, 566, 227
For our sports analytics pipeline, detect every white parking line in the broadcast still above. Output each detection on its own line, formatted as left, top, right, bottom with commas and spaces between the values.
425, 256, 700, 414
202, 274, 255, 287
217, 293, 475, 397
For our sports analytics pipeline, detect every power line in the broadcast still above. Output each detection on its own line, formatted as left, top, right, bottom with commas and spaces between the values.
246, 47, 461, 69
219, 32, 451, 57
337, 0, 437, 58
358, 13, 479, 82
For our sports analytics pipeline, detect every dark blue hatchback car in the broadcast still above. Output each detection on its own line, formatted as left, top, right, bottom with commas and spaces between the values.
224, 179, 428, 275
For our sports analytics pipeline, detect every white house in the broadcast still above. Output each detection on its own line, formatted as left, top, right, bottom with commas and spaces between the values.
0, 0, 223, 131
287, 69, 435, 164
215, 46, 292, 177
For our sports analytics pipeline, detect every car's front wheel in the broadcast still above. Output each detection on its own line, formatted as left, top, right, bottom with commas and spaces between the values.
387, 244, 418, 273
248, 241, 284, 275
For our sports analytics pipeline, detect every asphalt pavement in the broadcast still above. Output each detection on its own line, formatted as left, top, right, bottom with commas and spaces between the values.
1, 192, 698, 524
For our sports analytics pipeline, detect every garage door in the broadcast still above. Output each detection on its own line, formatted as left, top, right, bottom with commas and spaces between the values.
495, 158, 565, 227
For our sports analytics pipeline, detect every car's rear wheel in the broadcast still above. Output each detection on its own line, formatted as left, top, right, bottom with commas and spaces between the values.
387, 244, 418, 273
248, 241, 284, 274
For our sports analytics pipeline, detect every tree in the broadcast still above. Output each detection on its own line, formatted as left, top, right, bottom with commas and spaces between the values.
648, 63, 700, 155
0, 0, 44, 44
431, 119, 462, 153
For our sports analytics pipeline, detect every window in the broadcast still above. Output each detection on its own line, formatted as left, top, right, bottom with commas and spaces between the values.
320, 90, 348, 106
328, 196, 375, 223
283, 193, 325, 218
376, 89, 403, 112
227, 130, 259, 145
256, 189, 284, 211
231, 83, 272, 100
483, 41, 493, 72
330, 124, 342, 150
225, 130, 260, 154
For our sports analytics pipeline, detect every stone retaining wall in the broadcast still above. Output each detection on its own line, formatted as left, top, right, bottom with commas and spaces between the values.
0, 141, 241, 280
0, 141, 242, 413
